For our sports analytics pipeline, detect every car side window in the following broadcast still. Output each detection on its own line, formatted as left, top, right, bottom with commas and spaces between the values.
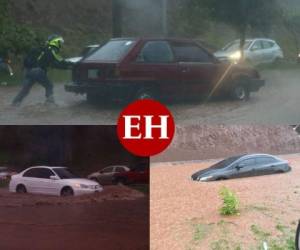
137, 41, 174, 63
116, 167, 126, 173
251, 41, 263, 51
38, 168, 55, 179
23, 168, 40, 178
256, 157, 277, 165
102, 167, 114, 173
262, 41, 274, 49
171, 42, 213, 63
238, 159, 256, 167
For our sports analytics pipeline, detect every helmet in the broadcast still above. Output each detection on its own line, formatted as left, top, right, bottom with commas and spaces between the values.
47, 34, 64, 49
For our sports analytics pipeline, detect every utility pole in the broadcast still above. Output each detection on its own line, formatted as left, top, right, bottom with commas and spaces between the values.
162, 0, 168, 36
112, 0, 123, 37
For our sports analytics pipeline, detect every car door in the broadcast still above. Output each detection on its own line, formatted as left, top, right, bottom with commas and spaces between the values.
255, 157, 278, 176
262, 40, 276, 63
249, 40, 264, 64
98, 167, 115, 185
34, 168, 59, 195
232, 158, 256, 178
170, 41, 219, 99
22, 168, 42, 193
128, 40, 182, 100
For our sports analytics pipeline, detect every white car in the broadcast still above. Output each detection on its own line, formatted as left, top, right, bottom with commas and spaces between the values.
9, 166, 103, 196
214, 38, 284, 65
88, 165, 130, 185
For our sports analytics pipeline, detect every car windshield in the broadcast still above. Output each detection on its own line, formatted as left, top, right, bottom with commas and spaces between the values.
209, 155, 243, 169
222, 41, 252, 52
84, 40, 136, 62
53, 168, 77, 179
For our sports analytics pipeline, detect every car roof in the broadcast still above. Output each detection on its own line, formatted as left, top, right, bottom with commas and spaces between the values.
236, 153, 281, 161
110, 37, 206, 43
25, 166, 67, 170
232, 38, 276, 43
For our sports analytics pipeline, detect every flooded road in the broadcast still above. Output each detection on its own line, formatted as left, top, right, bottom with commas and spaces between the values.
0, 186, 149, 250
0, 69, 299, 125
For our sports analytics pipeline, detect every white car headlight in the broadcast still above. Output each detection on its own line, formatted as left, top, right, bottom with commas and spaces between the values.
199, 176, 213, 181
229, 51, 241, 60
74, 183, 90, 189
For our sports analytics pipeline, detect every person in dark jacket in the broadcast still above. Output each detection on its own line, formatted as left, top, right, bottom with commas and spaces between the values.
12, 35, 73, 106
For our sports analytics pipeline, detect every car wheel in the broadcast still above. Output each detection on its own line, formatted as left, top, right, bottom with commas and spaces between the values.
231, 83, 250, 101
16, 184, 27, 194
61, 187, 74, 197
135, 89, 155, 100
115, 177, 127, 185
296, 221, 300, 250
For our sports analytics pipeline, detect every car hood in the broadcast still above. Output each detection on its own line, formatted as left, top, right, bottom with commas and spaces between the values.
191, 169, 218, 180
214, 50, 234, 58
62, 178, 99, 186
87, 172, 100, 178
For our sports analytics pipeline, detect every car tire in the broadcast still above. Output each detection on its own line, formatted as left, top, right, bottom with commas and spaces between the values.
16, 184, 27, 194
115, 177, 127, 185
231, 79, 250, 101
135, 89, 155, 100
61, 187, 74, 197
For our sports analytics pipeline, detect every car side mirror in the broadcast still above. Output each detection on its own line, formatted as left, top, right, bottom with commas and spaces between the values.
236, 166, 242, 170
50, 175, 59, 180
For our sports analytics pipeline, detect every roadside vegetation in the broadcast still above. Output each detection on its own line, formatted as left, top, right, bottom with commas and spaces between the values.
185, 187, 296, 250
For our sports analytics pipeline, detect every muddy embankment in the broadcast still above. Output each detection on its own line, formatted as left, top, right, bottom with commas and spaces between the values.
153, 125, 300, 162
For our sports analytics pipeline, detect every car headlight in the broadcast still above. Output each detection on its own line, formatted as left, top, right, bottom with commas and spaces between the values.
74, 183, 90, 189
229, 51, 241, 60
199, 176, 213, 181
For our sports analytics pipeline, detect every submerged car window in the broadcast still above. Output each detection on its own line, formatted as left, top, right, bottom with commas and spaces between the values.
85, 40, 135, 62
53, 168, 77, 179
209, 156, 242, 169
239, 158, 256, 167
137, 41, 174, 63
256, 157, 277, 165
172, 42, 213, 63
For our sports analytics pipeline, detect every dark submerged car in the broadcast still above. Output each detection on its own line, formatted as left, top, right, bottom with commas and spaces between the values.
191, 154, 291, 182
65, 38, 265, 103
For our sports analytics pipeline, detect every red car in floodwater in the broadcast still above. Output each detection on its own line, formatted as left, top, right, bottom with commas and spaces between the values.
112, 164, 149, 185
65, 38, 265, 103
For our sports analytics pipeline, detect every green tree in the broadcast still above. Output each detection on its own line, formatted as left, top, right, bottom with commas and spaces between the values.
194, 0, 280, 59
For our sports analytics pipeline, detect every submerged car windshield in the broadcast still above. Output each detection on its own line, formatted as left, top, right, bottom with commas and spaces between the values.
53, 168, 77, 179
222, 41, 252, 52
84, 40, 136, 62
209, 155, 243, 169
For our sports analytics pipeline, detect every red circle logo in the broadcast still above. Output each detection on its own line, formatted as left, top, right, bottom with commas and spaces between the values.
117, 100, 175, 157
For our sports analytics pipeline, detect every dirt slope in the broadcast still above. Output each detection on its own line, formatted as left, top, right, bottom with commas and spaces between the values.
154, 125, 300, 162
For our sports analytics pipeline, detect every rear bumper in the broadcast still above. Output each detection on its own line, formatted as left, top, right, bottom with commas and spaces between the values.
65, 82, 136, 99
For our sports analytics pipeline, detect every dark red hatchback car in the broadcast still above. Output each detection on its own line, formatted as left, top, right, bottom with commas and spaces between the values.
65, 38, 265, 103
